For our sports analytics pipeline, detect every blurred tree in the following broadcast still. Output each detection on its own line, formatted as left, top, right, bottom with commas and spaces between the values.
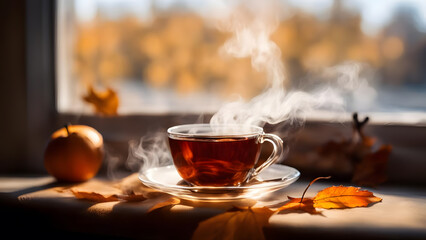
72, 1, 425, 104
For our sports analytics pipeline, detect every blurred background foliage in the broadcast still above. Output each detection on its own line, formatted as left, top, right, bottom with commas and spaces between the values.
63, 0, 426, 113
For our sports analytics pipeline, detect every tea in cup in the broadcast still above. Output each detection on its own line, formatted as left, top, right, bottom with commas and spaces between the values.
167, 124, 285, 187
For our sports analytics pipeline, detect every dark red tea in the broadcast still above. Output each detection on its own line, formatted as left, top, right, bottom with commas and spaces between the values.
168, 136, 261, 186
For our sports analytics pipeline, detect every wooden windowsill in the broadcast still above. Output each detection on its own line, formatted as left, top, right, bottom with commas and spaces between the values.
1, 174, 425, 240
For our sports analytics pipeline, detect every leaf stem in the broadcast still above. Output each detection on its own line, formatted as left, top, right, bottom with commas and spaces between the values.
300, 176, 331, 203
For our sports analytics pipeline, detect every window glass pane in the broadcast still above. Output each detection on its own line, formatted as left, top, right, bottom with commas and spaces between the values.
57, 0, 426, 121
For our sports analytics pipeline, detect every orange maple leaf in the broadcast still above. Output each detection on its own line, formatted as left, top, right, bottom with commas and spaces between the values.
313, 185, 382, 209
83, 84, 119, 116
192, 207, 274, 240
276, 176, 382, 214
276, 176, 330, 215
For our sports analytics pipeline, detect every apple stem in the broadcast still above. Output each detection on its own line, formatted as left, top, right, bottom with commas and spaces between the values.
64, 123, 70, 136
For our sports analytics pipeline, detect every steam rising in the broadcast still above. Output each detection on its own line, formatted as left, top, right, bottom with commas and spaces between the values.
124, 0, 376, 174
211, 1, 373, 127
126, 132, 172, 173
216, 1, 285, 90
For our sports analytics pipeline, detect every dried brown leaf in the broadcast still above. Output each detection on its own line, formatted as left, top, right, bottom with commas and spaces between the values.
192, 207, 274, 240
115, 173, 163, 198
317, 113, 391, 187
352, 145, 392, 187
70, 176, 149, 202
276, 197, 321, 215
70, 180, 121, 202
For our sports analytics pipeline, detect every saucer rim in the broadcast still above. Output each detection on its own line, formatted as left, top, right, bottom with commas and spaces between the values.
138, 164, 300, 191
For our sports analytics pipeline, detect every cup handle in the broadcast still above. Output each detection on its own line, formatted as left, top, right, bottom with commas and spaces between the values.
249, 133, 286, 180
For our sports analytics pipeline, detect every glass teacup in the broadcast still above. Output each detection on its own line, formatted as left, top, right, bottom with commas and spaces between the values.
167, 124, 285, 187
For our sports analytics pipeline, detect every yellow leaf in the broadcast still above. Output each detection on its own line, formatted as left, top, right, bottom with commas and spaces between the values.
192, 207, 274, 240
83, 84, 119, 116
313, 186, 382, 209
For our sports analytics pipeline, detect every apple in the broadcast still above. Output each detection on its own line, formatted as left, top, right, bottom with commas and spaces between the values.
44, 124, 104, 182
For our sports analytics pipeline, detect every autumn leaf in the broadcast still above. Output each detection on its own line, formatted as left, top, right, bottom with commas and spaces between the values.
313, 186, 382, 209
69, 174, 150, 202
83, 84, 119, 116
70, 180, 121, 202
277, 197, 320, 215
115, 173, 164, 198
317, 113, 391, 187
147, 197, 181, 213
119, 193, 147, 202
276, 176, 382, 215
72, 191, 119, 202
192, 207, 274, 240
276, 176, 330, 215
317, 114, 374, 174
352, 145, 392, 187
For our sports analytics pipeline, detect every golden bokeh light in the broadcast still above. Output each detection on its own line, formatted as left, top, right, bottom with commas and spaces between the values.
382, 37, 404, 60
72, 5, 412, 100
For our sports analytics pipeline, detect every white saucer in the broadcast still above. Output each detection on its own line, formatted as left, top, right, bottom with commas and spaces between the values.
138, 164, 300, 201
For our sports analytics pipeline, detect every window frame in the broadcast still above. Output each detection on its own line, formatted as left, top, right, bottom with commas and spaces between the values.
24, 0, 426, 186
25, 0, 56, 172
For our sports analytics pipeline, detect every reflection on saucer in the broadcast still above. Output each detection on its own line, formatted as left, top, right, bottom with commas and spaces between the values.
139, 164, 300, 201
